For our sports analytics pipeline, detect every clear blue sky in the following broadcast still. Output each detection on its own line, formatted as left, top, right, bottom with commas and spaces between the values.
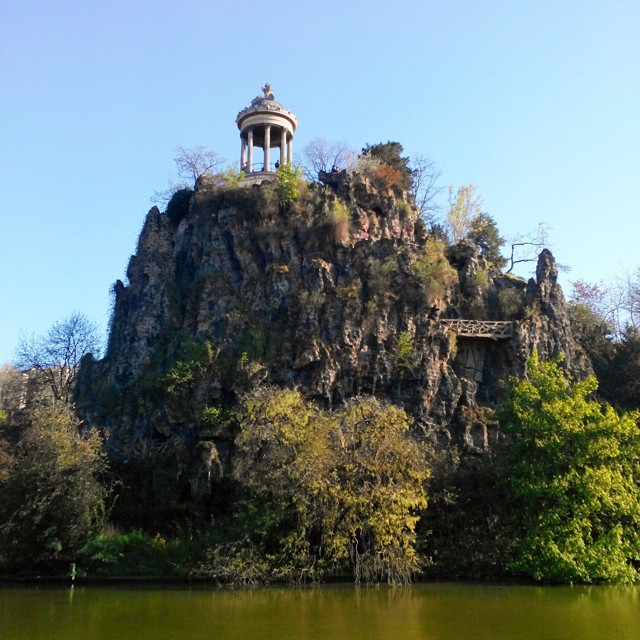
1, 0, 639, 363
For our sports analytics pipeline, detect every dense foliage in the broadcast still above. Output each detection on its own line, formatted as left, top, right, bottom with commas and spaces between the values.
468, 213, 506, 268
501, 353, 640, 583
603, 328, 640, 409
203, 389, 429, 584
362, 142, 412, 191
276, 163, 304, 205
568, 283, 640, 410
165, 187, 193, 225
411, 237, 457, 303
0, 407, 107, 572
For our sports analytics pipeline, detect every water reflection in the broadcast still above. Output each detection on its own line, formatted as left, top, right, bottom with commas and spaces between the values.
0, 583, 638, 640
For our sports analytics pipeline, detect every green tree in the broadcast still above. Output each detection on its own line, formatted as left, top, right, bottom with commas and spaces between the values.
362, 142, 412, 190
468, 212, 506, 268
603, 327, 640, 410
567, 310, 613, 402
233, 388, 334, 576
331, 398, 429, 583
501, 352, 640, 583
0, 406, 107, 571
232, 389, 429, 583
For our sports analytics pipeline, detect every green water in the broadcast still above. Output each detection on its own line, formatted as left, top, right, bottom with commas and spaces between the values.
1, 583, 639, 640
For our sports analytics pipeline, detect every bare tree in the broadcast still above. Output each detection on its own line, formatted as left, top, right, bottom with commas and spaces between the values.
15, 313, 101, 407
409, 154, 442, 223
301, 138, 356, 181
570, 273, 640, 342
173, 145, 225, 184
619, 270, 640, 331
505, 223, 551, 274
153, 146, 225, 205
602, 269, 640, 340
570, 280, 607, 313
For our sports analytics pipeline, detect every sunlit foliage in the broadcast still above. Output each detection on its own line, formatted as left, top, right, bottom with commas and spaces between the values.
501, 352, 640, 583
231, 389, 429, 584
0, 407, 107, 571
445, 184, 484, 244
412, 237, 457, 303
276, 164, 304, 204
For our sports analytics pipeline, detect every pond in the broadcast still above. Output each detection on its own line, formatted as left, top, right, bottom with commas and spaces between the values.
1, 583, 638, 639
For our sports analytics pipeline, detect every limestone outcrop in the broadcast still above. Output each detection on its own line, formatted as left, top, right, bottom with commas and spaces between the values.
76, 171, 588, 501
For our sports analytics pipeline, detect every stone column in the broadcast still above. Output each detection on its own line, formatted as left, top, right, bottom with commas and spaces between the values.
280, 128, 287, 166
240, 135, 246, 170
247, 128, 253, 173
264, 124, 271, 171
287, 135, 293, 165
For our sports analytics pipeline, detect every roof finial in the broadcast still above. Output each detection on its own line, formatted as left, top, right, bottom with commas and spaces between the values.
261, 82, 274, 99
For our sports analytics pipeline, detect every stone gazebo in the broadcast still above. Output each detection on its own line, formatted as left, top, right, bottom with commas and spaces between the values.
236, 83, 297, 185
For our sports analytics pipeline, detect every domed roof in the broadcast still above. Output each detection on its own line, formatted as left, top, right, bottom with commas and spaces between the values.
236, 83, 297, 131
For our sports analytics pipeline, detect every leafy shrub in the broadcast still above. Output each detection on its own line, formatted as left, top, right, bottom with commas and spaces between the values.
447, 331, 458, 359
397, 200, 413, 221
165, 188, 193, 225
218, 166, 246, 188
367, 257, 400, 297
276, 164, 304, 204
328, 200, 350, 224
397, 331, 415, 370
79, 531, 180, 577
201, 406, 234, 436
165, 340, 217, 397
327, 200, 351, 243
80, 527, 227, 577
412, 237, 457, 303
469, 267, 489, 289
504, 272, 527, 284
192, 540, 277, 585
165, 360, 200, 395
498, 287, 523, 318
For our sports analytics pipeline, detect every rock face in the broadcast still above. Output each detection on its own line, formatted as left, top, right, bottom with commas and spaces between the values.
76, 171, 588, 502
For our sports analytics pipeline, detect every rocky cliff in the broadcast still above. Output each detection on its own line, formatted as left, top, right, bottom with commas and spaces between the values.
76, 170, 588, 506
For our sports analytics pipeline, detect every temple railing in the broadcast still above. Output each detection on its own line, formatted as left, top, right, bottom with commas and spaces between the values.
243, 162, 279, 173
440, 319, 515, 340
